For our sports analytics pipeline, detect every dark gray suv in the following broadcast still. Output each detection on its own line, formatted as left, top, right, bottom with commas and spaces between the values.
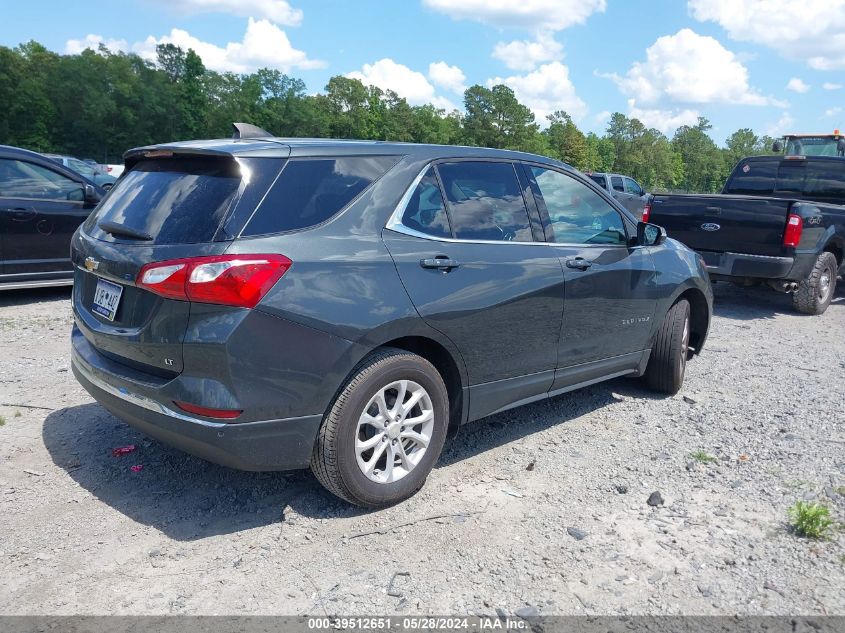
70, 129, 712, 507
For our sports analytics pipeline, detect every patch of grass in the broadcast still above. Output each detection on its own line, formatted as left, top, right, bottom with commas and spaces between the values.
0, 415, 5, 426
836, 486, 845, 497
689, 450, 717, 464
788, 501, 834, 539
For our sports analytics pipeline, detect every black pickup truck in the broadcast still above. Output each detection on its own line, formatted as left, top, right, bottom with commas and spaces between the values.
648, 155, 845, 314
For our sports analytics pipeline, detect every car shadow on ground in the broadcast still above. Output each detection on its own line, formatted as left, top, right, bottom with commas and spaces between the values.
43, 381, 640, 539
711, 277, 845, 321
0, 286, 72, 308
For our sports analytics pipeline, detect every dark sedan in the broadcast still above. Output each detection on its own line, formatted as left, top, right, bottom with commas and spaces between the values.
70, 129, 712, 507
0, 145, 104, 290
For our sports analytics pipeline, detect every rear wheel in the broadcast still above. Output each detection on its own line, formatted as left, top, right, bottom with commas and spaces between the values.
311, 348, 448, 507
793, 251, 837, 315
643, 299, 690, 395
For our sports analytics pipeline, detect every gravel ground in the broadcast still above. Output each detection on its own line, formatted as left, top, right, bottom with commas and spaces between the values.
0, 282, 843, 616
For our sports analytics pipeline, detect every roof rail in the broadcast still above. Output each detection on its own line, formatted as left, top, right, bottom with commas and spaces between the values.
232, 122, 274, 140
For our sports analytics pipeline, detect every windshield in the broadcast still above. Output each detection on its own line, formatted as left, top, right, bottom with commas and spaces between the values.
785, 137, 843, 157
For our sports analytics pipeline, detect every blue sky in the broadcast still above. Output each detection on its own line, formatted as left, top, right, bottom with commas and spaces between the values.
2, 0, 844, 143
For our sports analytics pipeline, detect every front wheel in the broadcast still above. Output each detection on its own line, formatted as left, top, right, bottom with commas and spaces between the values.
643, 299, 690, 395
311, 348, 449, 507
793, 251, 837, 315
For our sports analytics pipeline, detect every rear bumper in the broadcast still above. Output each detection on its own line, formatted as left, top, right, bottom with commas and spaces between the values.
700, 250, 816, 281
71, 327, 322, 471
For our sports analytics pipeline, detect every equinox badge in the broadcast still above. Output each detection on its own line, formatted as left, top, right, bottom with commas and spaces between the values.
84, 257, 100, 272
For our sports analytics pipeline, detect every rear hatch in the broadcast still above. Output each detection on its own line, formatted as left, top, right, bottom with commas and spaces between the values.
649, 193, 792, 257
72, 150, 285, 377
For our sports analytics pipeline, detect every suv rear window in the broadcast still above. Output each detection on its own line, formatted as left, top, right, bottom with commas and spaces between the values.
86, 156, 242, 244
242, 156, 398, 236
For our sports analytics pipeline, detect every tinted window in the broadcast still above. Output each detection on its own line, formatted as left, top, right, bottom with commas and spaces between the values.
243, 156, 398, 236
776, 161, 805, 194
802, 161, 845, 202
588, 174, 606, 189
624, 177, 643, 196
86, 156, 241, 244
530, 167, 627, 245
611, 176, 625, 192
724, 159, 777, 195
401, 167, 451, 238
437, 161, 532, 242
0, 159, 83, 201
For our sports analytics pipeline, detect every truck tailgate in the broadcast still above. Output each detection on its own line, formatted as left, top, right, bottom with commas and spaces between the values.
649, 194, 792, 257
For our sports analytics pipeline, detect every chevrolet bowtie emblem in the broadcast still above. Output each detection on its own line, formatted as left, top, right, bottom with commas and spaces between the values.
84, 257, 100, 272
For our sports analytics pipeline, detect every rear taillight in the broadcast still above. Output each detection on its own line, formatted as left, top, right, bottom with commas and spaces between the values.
642, 203, 651, 223
174, 401, 242, 420
137, 254, 292, 308
783, 214, 803, 247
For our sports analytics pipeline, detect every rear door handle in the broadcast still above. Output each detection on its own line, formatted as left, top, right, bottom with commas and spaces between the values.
1, 207, 36, 221
420, 257, 460, 271
566, 258, 593, 270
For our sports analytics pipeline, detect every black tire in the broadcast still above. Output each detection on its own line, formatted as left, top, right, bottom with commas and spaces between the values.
311, 348, 449, 508
793, 251, 837, 315
643, 299, 690, 395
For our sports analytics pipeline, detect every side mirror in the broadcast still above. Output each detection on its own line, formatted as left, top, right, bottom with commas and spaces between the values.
637, 221, 667, 246
772, 140, 783, 153
84, 184, 102, 205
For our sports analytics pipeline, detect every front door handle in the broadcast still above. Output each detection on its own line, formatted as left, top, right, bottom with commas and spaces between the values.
565, 258, 593, 270
420, 256, 460, 271
1, 207, 36, 221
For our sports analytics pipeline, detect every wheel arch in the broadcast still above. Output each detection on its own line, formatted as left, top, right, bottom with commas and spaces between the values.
670, 286, 710, 356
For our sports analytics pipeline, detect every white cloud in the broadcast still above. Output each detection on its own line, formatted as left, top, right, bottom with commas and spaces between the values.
825, 107, 842, 117
823, 82, 843, 90
65, 34, 128, 55
786, 77, 810, 93
348, 58, 457, 110
689, 0, 845, 69
148, 0, 303, 25
626, 100, 700, 134
428, 62, 466, 94
763, 112, 795, 137
593, 110, 611, 127
133, 18, 323, 74
489, 61, 587, 124
492, 32, 563, 71
423, 0, 606, 31
611, 29, 775, 106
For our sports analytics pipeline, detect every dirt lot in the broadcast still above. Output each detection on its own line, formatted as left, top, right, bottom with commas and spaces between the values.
0, 282, 843, 616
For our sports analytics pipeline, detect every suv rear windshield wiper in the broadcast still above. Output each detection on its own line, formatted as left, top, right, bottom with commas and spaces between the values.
98, 221, 153, 241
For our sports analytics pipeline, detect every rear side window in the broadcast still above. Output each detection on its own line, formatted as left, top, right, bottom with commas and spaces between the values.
87, 156, 241, 244
724, 159, 777, 195
436, 161, 532, 242
242, 156, 398, 236
588, 174, 606, 189
611, 176, 624, 192
400, 167, 452, 238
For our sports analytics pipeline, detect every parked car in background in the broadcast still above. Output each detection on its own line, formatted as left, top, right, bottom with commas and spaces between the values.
105, 164, 125, 178
586, 171, 650, 217
649, 154, 845, 315
70, 125, 712, 507
0, 145, 104, 289
46, 154, 117, 189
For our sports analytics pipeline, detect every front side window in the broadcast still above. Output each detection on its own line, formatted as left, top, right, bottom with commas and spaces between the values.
611, 176, 625, 192
436, 161, 532, 242
624, 177, 643, 196
529, 167, 627, 246
0, 159, 83, 201
400, 167, 451, 238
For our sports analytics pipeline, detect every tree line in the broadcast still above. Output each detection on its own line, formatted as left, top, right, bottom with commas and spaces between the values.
0, 41, 779, 193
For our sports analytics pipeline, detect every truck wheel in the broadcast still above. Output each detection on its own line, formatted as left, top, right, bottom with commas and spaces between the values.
643, 299, 690, 395
793, 251, 837, 315
311, 348, 449, 508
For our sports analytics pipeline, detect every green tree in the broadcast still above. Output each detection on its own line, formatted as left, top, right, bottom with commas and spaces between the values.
544, 110, 588, 170
672, 117, 727, 192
